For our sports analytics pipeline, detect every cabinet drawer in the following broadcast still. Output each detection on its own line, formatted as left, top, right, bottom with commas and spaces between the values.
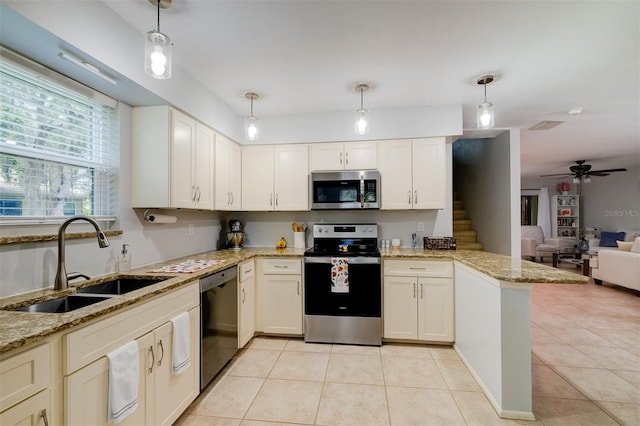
0, 389, 50, 425
0, 343, 50, 412
259, 258, 301, 275
239, 260, 255, 281
64, 282, 198, 375
384, 259, 453, 278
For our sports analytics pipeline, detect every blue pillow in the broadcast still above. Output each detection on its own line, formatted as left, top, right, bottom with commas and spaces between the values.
600, 231, 625, 247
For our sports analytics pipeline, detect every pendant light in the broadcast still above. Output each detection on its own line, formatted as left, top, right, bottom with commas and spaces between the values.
354, 83, 370, 135
476, 75, 494, 129
145, 0, 172, 79
245, 92, 259, 141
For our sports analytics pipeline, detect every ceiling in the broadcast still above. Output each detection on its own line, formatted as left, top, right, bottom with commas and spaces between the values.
5, 1, 640, 182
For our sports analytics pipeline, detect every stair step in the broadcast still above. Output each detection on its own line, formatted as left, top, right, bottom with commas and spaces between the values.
453, 200, 463, 210
457, 242, 484, 251
453, 220, 472, 232
453, 230, 477, 243
453, 210, 467, 220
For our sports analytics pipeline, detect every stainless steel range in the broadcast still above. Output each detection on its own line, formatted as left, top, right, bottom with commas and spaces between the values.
303, 223, 381, 346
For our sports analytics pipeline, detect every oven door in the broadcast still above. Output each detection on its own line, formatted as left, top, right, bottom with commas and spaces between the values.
304, 256, 381, 317
310, 170, 379, 209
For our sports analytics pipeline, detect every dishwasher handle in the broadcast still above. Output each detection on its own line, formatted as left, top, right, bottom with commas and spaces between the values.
199, 266, 238, 293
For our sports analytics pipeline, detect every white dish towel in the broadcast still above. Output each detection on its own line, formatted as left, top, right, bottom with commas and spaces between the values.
107, 340, 139, 424
171, 312, 191, 376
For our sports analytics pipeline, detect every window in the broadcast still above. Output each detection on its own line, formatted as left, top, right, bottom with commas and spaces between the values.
0, 49, 118, 223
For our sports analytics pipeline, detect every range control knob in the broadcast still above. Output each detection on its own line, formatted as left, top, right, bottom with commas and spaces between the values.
324, 227, 329, 233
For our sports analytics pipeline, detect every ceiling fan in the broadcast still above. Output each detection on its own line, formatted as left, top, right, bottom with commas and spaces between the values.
541, 160, 627, 179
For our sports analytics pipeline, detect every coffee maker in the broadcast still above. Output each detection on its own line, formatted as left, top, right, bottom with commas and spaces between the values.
227, 219, 245, 250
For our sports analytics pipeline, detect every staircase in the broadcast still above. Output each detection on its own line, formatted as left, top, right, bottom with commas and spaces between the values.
453, 199, 484, 251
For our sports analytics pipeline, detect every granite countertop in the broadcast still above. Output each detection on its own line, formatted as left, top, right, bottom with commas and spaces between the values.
0, 247, 585, 355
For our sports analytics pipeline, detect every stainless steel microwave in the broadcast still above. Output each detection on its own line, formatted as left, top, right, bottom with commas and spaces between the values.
310, 170, 380, 210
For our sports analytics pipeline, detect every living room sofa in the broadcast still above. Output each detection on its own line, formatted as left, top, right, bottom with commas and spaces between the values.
589, 235, 640, 292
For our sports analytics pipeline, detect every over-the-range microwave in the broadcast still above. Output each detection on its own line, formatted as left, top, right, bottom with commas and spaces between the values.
310, 170, 380, 210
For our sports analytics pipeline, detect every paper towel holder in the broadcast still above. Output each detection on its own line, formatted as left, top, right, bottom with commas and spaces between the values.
143, 209, 177, 223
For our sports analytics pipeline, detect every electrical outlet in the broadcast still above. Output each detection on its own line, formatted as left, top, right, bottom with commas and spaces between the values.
417, 222, 425, 232
188, 224, 195, 236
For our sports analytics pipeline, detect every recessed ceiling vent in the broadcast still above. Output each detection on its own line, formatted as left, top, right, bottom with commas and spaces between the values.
529, 120, 565, 130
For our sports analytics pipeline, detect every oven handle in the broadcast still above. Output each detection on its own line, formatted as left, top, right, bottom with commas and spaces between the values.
304, 256, 381, 265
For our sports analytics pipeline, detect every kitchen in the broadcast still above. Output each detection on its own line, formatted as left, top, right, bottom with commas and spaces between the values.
0, 2, 592, 425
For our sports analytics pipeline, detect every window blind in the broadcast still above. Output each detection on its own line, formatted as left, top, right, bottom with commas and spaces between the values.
0, 51, 119, 220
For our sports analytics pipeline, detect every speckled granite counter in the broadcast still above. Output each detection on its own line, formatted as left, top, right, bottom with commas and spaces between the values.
0, 247, 585, 354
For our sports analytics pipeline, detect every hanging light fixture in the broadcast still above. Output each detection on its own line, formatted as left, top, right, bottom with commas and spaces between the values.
354, 83, 370, 135
245, 92, 259, 141
145, 0, 172, 79
476, 75, 494, 129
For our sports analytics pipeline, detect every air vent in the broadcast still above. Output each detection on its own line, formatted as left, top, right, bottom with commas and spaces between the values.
529, 120, 565, 130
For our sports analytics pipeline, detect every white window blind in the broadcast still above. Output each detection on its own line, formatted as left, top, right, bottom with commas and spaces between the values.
0, 51, 119, 221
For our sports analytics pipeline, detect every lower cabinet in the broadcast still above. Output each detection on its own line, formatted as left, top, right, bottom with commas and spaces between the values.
238, 260, 256, 348
256, 258, 303, 335
383, 260, 454, 342
63, 283, 200, 426
0, 389, 51, 426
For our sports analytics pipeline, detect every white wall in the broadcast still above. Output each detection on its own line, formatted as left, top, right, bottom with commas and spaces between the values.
453, 130, 521, 256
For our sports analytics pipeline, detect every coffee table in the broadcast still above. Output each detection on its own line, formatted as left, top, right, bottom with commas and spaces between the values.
552, 252, 590, 276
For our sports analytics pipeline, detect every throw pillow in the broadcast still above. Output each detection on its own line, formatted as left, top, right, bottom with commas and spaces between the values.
599, 231, 625, 247
616, 241, 633, 251
632, 237, 640, 253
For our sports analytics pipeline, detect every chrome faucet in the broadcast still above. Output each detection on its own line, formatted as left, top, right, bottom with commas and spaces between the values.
54, 216, 110, 291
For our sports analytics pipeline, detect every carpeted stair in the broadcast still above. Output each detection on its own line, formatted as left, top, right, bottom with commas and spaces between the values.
453, 199, 484, 251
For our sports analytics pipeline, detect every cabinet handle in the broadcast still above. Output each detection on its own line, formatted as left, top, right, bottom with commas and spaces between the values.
421, 283, 424, 299
274, 265, 288, 269
242, 288, 246, 303
345, 151, 349, 165
414, 190, 418, 204
409, 267, 426, 270
245, 268, 252, 273
191, 184, 196, 201
413, 282, 416, 298
270, 193, 273, 206
297, 281, 300, 296
40, 409, 49, 426
157, 340, 164, 366
196, 186, 201, 201
408, 191, 412, 204
230, 192, 234, 205
340, 151, 343, 165
275, 193, 278, 206
148, 346, 155, 373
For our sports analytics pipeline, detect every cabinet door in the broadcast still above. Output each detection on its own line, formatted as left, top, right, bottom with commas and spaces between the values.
170, 110, 196, 208
0, 389, 50, 426
344, 141, 377, 170
262, 275, 303, 334
194, 123, 214, 209
239, 262, 256, 348
214, 133, 231, 210
378, 140, 413, 210
412, 138, 446, 209
417, 278, 454, 342
228, 141, 242, 210
383, 276, 418, 340
310, 142, 343, 171
65, 333, 152, 426
274, 144, 309, 211
152, 308, 199, 426
242, 146, 274, 210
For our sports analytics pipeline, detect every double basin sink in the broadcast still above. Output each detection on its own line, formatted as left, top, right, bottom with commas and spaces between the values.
13, 278, 165, 313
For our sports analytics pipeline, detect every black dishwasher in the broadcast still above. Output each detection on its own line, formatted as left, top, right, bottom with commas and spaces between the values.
199, 266, 238, 390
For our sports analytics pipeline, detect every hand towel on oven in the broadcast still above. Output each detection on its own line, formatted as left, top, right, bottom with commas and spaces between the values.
331, 257, 349, 293
171, 312, 191, 376
107, 340, 139, 424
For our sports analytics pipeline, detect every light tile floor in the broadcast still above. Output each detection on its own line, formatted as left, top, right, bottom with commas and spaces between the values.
176, 272, 639, 425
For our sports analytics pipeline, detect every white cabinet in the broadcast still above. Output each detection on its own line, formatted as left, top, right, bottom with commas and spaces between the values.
552, 195, 580, 238
310, 141, 377, 171
214, 133, 242, 210
242, 145, 309, 211
256, 258, 303, 335
0, 389, 51, 426
132, 106, 214, 209
378, 138, 446, 210
383, 260, 454, 342
64, 283, 199, 426
238, 260, 256, 348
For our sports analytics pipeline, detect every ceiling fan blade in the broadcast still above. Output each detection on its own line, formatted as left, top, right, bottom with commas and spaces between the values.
589, 172, 610, 177
589, 168, 627, 174
540, 173, 572, 178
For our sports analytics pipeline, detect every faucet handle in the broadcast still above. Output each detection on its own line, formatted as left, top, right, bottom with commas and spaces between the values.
67, 272, 91, 281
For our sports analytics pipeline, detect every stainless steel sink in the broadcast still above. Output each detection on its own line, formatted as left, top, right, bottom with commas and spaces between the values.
13, 294, 112, 313
76, 278, 164, 296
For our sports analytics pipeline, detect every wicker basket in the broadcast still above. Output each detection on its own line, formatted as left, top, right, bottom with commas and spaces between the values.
423, 237, 457, 250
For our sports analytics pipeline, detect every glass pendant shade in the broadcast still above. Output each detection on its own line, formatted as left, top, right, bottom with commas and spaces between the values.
246, 115, 259, 141
573, 176, 580, 184
477, 101, 494, 129
355, 108, 369, 135
145, 30, 172, 79
584, 175, 591, 183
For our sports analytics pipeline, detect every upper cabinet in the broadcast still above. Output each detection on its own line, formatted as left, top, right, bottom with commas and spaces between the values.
310, 141, 377, 171
214, 133, 242, 210
242, 144, 309, 211
378, 138, 446, 210
132, 106, 214, 210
